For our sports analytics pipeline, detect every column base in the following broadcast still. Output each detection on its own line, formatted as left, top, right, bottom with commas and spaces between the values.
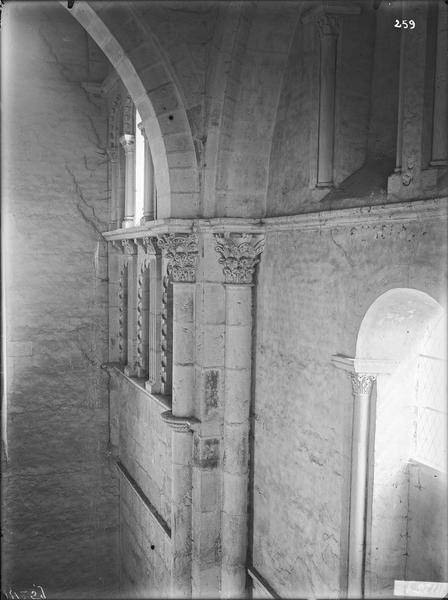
122, 217, 135, 229
145, 379, 161, 394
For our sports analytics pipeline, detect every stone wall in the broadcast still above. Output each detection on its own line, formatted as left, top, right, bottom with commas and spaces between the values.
251, 210, 447, 598
2, 3, 119, 597
110, 371, 172, 596
406, 463, 447, 582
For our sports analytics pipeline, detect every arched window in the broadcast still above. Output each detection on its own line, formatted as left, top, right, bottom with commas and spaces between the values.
355, 289, 447, 597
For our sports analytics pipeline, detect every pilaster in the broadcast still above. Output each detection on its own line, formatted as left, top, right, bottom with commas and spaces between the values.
107, 147, 120, 230
316, 13, 340, 188
121, 239, 138, 377
388, 2, 430, 198
158, 234, 199, 416
430, 1, 448, 167
214, 233, 264, 598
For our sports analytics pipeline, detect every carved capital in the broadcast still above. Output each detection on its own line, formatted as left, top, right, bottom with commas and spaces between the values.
119, 134, 135, 153
110, 240, 123, 252
121, 239, 138, 255
135, 236, 159, 255
350, 373, 376, 397
157, 233, 199, 283
214, 233, 265, 284
317, 14, 341, 38
161, 410, 199, 432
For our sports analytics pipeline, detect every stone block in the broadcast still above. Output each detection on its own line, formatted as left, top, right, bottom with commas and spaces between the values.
196, 325, 225, 368
139, 62, 171, 93
225, 325, 252, 370
224, 369, 250, 423
223, 423, 249, 475
198, 368, 223, 421
226, 287, 252, 325
148, 82, 180, 116
7, 341, 33, 357
173, 286, 195, 322
168, 167, 200, 194
198, 283, 226, 325
192, 468, 220, 513
193, 436, 220, 470
223, 472, 248, 516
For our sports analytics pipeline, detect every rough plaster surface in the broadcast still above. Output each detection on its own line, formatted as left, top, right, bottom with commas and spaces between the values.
251, 217, 447, 598
2, 4, 118, 597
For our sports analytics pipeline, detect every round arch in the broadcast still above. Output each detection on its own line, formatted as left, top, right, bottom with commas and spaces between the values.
63, 1, 199, 219
356, 288, 447, 597
356, 287, 444, 362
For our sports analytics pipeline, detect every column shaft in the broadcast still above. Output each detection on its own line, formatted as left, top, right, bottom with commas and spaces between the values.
146, 255, 162, 393
316, 16, 339, 187
108, 149, 119, 229
170, 427, 194, 598
120, 134, 136, 228
347, 375, 375, 599
125, 254, 138, 376
172, 282, 195, 417
143, 146, 155, 221
430, 1, 448, 166
222, 284, 253, 598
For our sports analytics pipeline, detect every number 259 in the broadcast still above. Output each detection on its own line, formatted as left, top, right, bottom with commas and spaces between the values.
395, 19, 416, 29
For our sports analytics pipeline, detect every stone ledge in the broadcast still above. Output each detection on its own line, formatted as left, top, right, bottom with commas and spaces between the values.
102, 363, 172, 411
102, 197, 447, 241
117, 459, 171, 538
247, 566, 280, 599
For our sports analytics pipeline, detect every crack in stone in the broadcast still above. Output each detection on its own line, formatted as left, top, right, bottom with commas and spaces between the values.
64, 162, 106, 238
330, 229, 354, 267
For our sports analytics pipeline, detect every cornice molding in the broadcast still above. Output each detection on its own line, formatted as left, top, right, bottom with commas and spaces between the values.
102, 198, 447, 241
331, 355, 399, 375
301, 1, 362, 24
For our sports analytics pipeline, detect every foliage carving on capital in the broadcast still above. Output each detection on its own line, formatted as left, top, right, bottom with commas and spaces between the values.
214, 233, 265, 284
136, 236, 159, 256
317, 14, 340, 38
350, 374, 376, 396
121, 239, 138, 255
157, 233, 199, 283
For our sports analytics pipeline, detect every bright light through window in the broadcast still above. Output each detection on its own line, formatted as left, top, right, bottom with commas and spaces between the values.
135, 109, 145, 225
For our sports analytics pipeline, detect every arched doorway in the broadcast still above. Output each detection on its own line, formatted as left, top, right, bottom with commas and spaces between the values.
356, 288, 447, 597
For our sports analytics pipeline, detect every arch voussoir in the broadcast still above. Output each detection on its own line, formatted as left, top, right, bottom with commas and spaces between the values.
64, 1, 200, 219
